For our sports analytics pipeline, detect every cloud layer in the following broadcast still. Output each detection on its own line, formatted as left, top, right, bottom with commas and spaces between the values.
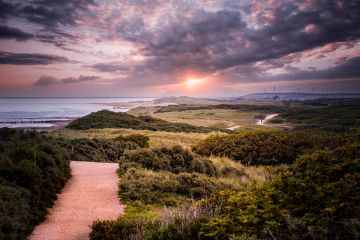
0, 0, 359, 95
0, 51, 68, 65
34, 75, 100, 86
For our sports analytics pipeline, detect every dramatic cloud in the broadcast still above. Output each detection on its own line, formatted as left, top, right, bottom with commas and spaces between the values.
0, 25, 33, 40
0, 0, 360, 96
0, 0, 95, 46
269, 57, 360, 81
129, 0, 360, 75
0, 51, 69, 65
20, 0, 96, 27
34, 75, 100, 87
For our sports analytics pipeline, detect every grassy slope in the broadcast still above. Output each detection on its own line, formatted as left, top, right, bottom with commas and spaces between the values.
48, 128, 210, 148
130, 108, 262, 129
66, 110, 219, 133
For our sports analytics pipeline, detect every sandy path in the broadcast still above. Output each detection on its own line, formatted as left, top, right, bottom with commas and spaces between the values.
29, 161, 124, 240
256, 114, 279, 126
227, 125, 240, 130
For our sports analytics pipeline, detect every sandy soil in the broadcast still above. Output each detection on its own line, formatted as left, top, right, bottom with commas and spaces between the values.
29, 161, 124, 240
256, 114, 279, 126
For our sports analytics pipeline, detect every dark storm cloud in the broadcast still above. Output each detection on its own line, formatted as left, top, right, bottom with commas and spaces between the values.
114, 0, 359, 76
0, 25, 33, 40
0, 51, 68, 65
34, 75, 100, 86
0, 0, 95, 45
269, 57, 360, 81
1, 0, 360, 88
0, 0, 15, 18
0, 0, 95, 26
20, 0, 96, 27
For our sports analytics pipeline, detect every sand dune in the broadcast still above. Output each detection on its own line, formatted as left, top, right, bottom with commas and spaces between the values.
29, 161, 123, 240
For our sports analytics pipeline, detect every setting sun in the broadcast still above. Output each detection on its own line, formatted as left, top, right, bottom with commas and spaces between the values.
185, 77, 206, 88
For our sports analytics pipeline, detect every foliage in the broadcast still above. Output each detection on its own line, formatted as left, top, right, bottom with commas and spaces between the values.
66, 110, 218, 133
0, 128, 71, 240
119, 168, 230, 205
115, 134, 150, 148
155, 104, 289, 114
278, 98, 360, 131
119, 146, 217, 176
198, 144, 360, 239
92, 133, 360, 240
57, 137, 140, 162
192, 129, 343, 166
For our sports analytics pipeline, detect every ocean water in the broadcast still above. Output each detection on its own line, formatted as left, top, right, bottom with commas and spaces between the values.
0, 97, 154, 128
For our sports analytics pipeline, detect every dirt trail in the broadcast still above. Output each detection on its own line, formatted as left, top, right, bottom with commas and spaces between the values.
256, 114, 279, 126
29, 161, 123, 240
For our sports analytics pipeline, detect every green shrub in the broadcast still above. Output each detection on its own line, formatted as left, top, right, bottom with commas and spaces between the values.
67, 110, 215, 133
115, 134, 150, 148
57, 137, 140, 162
119, 168, 226, 205
192, 129, 339, 166
199, 145, 360, 239
268, 117, 285, 123
0, 129, 71, 240
119, 168, 181, 205
120, 146, 217, 176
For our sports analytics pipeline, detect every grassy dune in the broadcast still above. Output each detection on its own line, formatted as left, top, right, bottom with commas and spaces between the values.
48, 128, 211, 148
130, 108, 261, 129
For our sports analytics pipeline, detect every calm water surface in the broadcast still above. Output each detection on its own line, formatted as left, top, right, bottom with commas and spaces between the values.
0, 97, 154, 128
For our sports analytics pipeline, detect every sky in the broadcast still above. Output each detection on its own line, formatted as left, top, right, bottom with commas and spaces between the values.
0, 0, 359, 97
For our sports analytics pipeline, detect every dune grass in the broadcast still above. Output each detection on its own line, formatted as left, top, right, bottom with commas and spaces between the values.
129, 108, 262, 129
47, 128, 212, 148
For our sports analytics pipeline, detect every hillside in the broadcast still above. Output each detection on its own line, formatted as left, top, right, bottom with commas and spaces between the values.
66, 110, 223, 133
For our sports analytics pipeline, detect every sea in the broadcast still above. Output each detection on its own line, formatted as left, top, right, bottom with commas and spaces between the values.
0, 97, 154, 128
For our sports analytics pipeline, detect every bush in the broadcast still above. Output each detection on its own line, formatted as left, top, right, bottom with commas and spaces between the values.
90, 129, 360, 240
67, 110, 215, 133
119, 168, 180, 204
115, 134, 150, 148
0, 129, 71, 240
199, 145, 360, 239
192, 129, 339, 166
268, 117, 285, 123
119, 167, 228, 205
119, 146, 217, 176
57, 137, 140, 162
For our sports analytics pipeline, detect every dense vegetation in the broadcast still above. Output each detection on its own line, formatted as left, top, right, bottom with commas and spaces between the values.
91, 145, 247, 239
119, 146, 216, 175
271, 99, 360, 131
91, 139, 360, 240
67, 110, 219, 133
4, 98, 359, 239
192, 129, 346, 165
0, 128, 71, 240
184, 145, 360, 240
118, 146, 227, 205
155, 103, 289, 114
57, 137, 142, 162
154, 98, 360, 131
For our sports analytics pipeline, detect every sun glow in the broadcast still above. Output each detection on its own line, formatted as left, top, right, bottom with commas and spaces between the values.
185, 77, 206, 88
